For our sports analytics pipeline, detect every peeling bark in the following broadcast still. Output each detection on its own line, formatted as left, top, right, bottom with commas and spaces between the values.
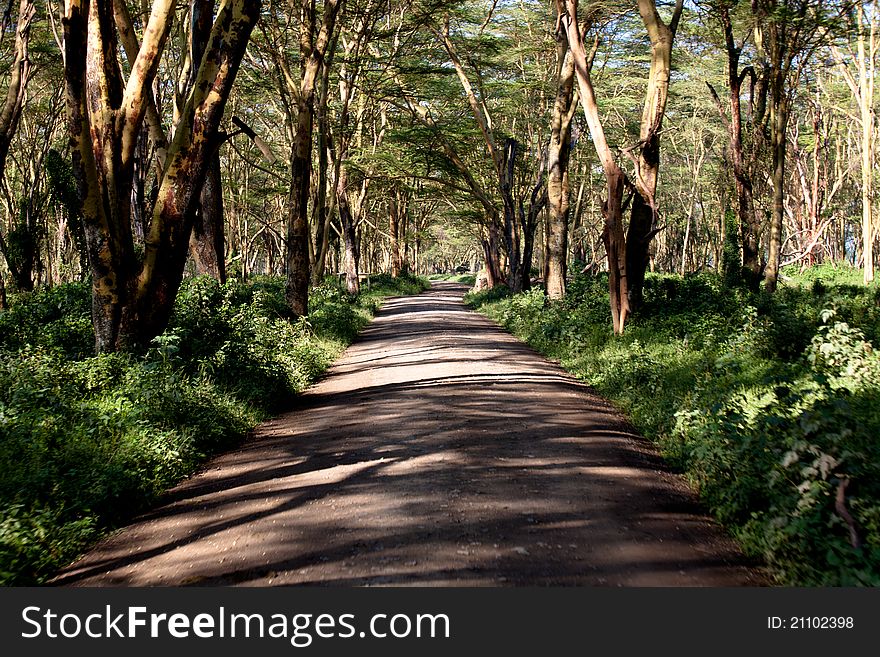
64, 0, 260, 351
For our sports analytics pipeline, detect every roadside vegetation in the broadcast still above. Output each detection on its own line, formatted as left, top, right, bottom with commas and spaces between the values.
468, 264, 880, 586
0, 274, 428, 585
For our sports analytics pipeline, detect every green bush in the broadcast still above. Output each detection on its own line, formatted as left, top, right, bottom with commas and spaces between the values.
470, 267, 880, 585
0, 281, 93, 357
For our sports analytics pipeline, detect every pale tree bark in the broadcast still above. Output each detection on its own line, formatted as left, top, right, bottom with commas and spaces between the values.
546, 5, 578, 300
563, 0, 630, 333
330, 8, 378, 293
624, 0, 683, 311
707, 0, 767, 288
564, 0, 681, 331
336, 160, 359, 294
64, 0, 260, 351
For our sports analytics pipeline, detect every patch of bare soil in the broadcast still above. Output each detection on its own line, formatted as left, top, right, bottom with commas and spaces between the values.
54, 282, 766, 586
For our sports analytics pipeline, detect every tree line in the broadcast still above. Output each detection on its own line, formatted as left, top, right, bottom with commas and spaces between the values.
0, 0, 877, 349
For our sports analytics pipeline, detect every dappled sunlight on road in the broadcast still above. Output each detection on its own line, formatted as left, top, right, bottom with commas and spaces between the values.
53, 282, 763, 587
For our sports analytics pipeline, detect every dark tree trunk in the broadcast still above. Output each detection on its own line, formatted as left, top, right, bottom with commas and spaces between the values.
564, 0, 681, 332
0, 1, 36, 292
626, 192, 654, 312
519, 194, 545, 292
602, 170, 630, 334
287, 131, 312, 314
189, 156, 226, 281
186, 0, 226, 282
764, 29, 790, 294
485, 215, 504, 286
311, 68, 331, 283
500, 138, 522, 291
764, 91, 787, 293
711, 3, 764, 289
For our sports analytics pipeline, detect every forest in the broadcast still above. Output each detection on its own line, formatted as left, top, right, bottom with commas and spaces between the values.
0, 0, 878, 587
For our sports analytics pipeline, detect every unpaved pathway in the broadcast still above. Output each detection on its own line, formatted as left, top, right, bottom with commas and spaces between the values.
55, 282, 765, 586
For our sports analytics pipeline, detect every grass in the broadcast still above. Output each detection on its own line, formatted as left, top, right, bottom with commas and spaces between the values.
467, 265, 880, 586
0, 272, 429, 585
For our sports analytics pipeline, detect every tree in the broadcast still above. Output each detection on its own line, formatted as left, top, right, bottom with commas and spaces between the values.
564, 0, 683, 332
282, 0, 342, 316
546, 0, 578, 300
187, 0, 227, 283
754, 0, 845, 292
706, 0, 769, 288
0, 0, 37, 292
831, 1, 878, 284
63, 0, 260, 351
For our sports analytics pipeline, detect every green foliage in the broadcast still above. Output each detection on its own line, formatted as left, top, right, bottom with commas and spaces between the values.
0, 281, 94, 357
0, 274, 426, 585
471, 267, 880, 585
44, 150, 80, 220
722, 209, 742, 289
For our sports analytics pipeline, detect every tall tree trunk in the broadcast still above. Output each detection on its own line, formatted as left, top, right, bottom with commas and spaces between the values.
400, 195, 410, 274
710, 3, 763, 286
626, 0, 683, 312
565, 0, 681, 331
337, 162, 359, 295
189, 157, 226, 280
832, 3, 877, 284
390, 189, 402, 277
501, 138, 522, 291
546, 25, 577, 301
310, 56, 333, 283
564, 0, 629, 333
187, 0, 225, 282
285, 0, 342, 317
0, 0, 34, 176
519, 185, 546, 292
764, 68, 788, 293
480, 213, 504, 288
440, 24, 523, 289
287, 99, 314, 314
0, 0, 36, 291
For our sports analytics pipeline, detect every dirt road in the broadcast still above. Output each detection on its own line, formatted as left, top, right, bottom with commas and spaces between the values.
54, 282, 765, 586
